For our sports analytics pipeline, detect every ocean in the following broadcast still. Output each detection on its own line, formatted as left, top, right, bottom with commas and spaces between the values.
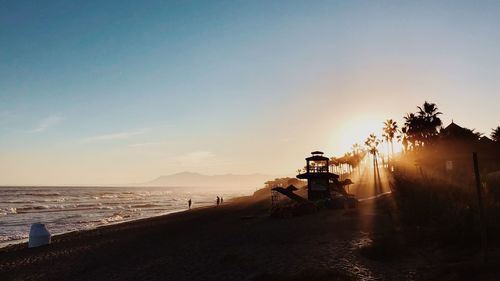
0, 186, 247, 248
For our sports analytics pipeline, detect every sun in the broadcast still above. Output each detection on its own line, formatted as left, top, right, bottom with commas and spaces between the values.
327, 115, 405, 157
328, 116, 387, 156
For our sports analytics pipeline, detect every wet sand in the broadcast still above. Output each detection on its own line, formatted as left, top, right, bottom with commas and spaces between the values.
0, 191, 435, 281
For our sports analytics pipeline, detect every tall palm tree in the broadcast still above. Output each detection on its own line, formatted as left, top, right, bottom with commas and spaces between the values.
417, 101, 442, 143
403, 112, 420, 149
350, 143, 363, 176
383, 119, 398, 160
492, 126, 500, 142
382, 133, 390, 162
402, 101, 443, 149
396, 127, 408, 153
364, 133, 380, 166
400, 120, 414, 152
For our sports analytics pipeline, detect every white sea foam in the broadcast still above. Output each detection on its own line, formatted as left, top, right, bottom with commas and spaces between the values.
0, 186, 247, 248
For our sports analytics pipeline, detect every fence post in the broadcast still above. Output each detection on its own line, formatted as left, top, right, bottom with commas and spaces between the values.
472, 152, 488, 264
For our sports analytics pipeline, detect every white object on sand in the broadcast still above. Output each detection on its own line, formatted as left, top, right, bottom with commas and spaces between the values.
29, 223, 51, 248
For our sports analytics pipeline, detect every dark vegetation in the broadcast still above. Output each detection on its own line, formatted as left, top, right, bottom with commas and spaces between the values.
259, 101, 500, 274
388, 102, 500, 250
392, 172, 480, 247
356, 102, 500, 281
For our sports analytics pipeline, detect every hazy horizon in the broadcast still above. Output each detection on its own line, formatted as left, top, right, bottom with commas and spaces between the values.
1, 1, 500, 185
0, 171, 288, 187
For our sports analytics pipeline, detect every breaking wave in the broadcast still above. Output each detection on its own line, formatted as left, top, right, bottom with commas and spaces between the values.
0, 186, 243, 247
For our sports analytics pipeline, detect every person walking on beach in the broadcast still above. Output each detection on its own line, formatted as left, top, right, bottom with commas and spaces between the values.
216, 196, 220, 206
220, 196, 223, 205
188, 198, 192, 209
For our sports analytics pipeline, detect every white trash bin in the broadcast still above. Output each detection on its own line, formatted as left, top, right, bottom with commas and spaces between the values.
29, 223, 51, 248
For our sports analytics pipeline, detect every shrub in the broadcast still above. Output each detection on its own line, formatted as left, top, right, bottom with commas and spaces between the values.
391, 171, 481, 247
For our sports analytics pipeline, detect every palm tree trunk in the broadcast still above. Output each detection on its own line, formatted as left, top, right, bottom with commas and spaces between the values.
386, 143, 390, 165
390, 140, 394, 159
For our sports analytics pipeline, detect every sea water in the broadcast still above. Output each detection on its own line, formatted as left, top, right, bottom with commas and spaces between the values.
0, 186, 246, 248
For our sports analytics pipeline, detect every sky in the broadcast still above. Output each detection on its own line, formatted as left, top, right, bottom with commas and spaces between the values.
1, 0, 499, 185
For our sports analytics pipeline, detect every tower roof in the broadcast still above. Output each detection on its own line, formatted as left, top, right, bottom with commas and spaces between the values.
306, 151, 328, 161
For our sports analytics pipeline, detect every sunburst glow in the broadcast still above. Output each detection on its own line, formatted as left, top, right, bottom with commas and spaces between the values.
329, 116, 386, 156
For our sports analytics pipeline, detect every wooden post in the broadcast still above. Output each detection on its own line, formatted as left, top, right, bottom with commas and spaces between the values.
473, 152, 488, 264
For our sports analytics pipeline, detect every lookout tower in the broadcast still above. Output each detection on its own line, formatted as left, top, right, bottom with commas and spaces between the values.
297, 151, 340, 201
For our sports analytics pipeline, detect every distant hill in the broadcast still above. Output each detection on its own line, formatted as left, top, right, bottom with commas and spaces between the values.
144, 172, 273, 189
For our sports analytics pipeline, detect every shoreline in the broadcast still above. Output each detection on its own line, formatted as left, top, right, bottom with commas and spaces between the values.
3, 192, 496, 281
0, 193, 424, 281
0, 207, 192, 249
0, 185, 244, 250
0, 199, 228, 251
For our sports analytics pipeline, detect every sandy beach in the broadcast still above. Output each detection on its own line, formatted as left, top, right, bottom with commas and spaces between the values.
0, 191, 431, 281
2, 164, 500, 281
3, 2, 500, 280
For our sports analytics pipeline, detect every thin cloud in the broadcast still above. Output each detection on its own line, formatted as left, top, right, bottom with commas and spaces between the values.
128, 141, 169, 148
82, 129, 148, 143
31, 115, 64, 132
128, 142, 153, 148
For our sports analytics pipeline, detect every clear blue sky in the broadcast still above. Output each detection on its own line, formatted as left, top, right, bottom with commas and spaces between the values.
1, 0, 499, 185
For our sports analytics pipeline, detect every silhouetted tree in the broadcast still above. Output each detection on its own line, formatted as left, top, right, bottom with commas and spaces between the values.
346, 143, 365, 176
399, 127, 409, 153
472, 130, 483, 140
417, 101, 442, 142
402, 113, 420, 149
382, 119, 398, 160
365, 133, 380, 166
402, 101, 443, 149
492, 126, 500, 142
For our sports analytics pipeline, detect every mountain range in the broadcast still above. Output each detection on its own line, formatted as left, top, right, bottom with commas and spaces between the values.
144, 172, 274, 189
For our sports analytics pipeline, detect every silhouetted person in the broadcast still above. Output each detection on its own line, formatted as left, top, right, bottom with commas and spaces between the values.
220, 197, 223, 204
188, 198, 192, 209
216, 196, 220, 206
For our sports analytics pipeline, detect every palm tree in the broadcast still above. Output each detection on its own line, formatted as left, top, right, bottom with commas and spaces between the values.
383, 119, 398, 160
399, 127, 409, 153
417, 101, 442, 143
351, 143, 362, 155
402, 101, 443, 149
364, 133, 380, 166
492, 126, 500, 142
329, 157, 339, 174
403, 112, 421, 149
349, 143, 364, 176
382, 134, 390, 162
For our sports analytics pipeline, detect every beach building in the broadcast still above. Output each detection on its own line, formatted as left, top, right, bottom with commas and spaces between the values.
296, 151, 340, 201
406, 122, 500, 184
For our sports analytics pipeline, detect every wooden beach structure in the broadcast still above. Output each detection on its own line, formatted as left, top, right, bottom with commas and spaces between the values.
296, 151, 340, 201
271, 151, 357, 216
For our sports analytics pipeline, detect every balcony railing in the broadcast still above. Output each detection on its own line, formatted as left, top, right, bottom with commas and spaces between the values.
307, 166, 329, 173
